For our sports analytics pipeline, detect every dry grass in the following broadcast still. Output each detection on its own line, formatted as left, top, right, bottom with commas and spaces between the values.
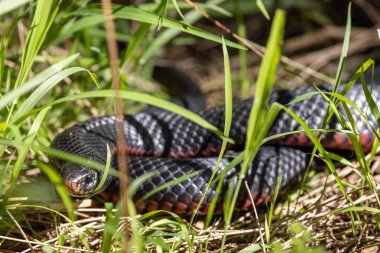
3, 157, 380, 252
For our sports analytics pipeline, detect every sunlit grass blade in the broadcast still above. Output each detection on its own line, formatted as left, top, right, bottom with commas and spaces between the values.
333, 2, 351, 89
52, 16, 109, 45
139, 210, 192, 251
119, 23, 150, 68
32, 90, 233, 142
256, 0, 270, 20
262, 128, 355, 144
198, 36, 233, 228
157, 0, 169, 30
92, 145, 111, 194
314, 86, 379, 206
233, 0, 250, 99
279, 104, 341, 196
171, 0, 186, 22
14, 0, 60, 88
140, 7, 202, 63
102, 203, 121, 253
146, 218, 189, 251
74, 5, 246, 50
223, 10, 285, 232
141, 0, 226, 63
324, 152, 354, 167
289, 90, 380, 139
37, 162, 74, 220
238, 244, 262, 253
0, 54, 79, 112
359, 66, 380, 127
5, 108, 50, 202
0, 0, 31, 16
13, 67, 97, 123
268, 170, 283, 228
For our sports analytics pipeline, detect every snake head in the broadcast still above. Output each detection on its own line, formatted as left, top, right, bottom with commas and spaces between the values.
60, 163, 109, 197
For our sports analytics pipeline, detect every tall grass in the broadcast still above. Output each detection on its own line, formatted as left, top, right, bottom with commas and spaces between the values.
0, 0, 379, 252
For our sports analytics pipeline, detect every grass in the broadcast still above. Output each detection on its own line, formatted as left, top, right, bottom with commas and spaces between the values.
1, 0, 380, 252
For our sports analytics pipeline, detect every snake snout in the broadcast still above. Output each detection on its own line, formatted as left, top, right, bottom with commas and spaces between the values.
61, 164, 99, 197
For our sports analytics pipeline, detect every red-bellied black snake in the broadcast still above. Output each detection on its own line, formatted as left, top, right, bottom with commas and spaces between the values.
51, 84, 379, 215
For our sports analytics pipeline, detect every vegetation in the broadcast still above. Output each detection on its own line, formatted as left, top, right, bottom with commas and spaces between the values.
1, 0, 380, 252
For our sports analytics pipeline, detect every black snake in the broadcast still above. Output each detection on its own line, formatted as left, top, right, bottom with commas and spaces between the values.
51, 82, 379, 215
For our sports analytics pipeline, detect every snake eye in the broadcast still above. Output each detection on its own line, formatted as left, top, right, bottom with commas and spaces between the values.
84, 174, 94, 185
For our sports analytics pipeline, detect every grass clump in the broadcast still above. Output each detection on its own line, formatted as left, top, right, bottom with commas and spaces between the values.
1, 0, 380, 252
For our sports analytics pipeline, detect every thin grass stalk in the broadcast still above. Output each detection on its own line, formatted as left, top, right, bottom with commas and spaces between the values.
221, 10, 285, 252
7, 204, 91, 251
119, 1, 170, 68
185, 37, 233, 227
233, 0, 250, 98
206, 37, 233, 228
296, 4, 359, 233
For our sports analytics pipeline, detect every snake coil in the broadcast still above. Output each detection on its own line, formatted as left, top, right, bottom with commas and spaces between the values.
51, 83, 379, 215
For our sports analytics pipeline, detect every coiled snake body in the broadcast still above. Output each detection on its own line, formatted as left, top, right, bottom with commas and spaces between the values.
51, 85, 379, 215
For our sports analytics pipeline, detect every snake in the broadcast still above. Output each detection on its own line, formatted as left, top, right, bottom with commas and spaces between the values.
51, 82, 379, 215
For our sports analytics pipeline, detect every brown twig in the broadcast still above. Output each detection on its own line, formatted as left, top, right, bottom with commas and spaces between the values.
101, 0, 129, 250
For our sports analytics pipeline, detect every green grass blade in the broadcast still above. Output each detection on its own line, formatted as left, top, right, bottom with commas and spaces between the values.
256, 0, 270, 20
280, 104, 343, 193
35, 90, 232, 142
119, 23, 150, 68
14, 0, 60, 88
5, 107, 50, 203
225, 10, 285, 226
13, 67, 94, 123
92, 144, 111, 194
171, 0, 186, 21
51, 16, 107, 45
204, 37, 233, 227
124, 0, 227, 63
37, 161, 74, 220
267, 161, 283, 228
238, 244, 262, 253
0, 54, 79, 111
0, 0, 31, 16
341, 59, 374, 95
333, 2, 351, 89
233, 0, 250, 98
74, 5, 246, 50
102, 203, 121, 253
